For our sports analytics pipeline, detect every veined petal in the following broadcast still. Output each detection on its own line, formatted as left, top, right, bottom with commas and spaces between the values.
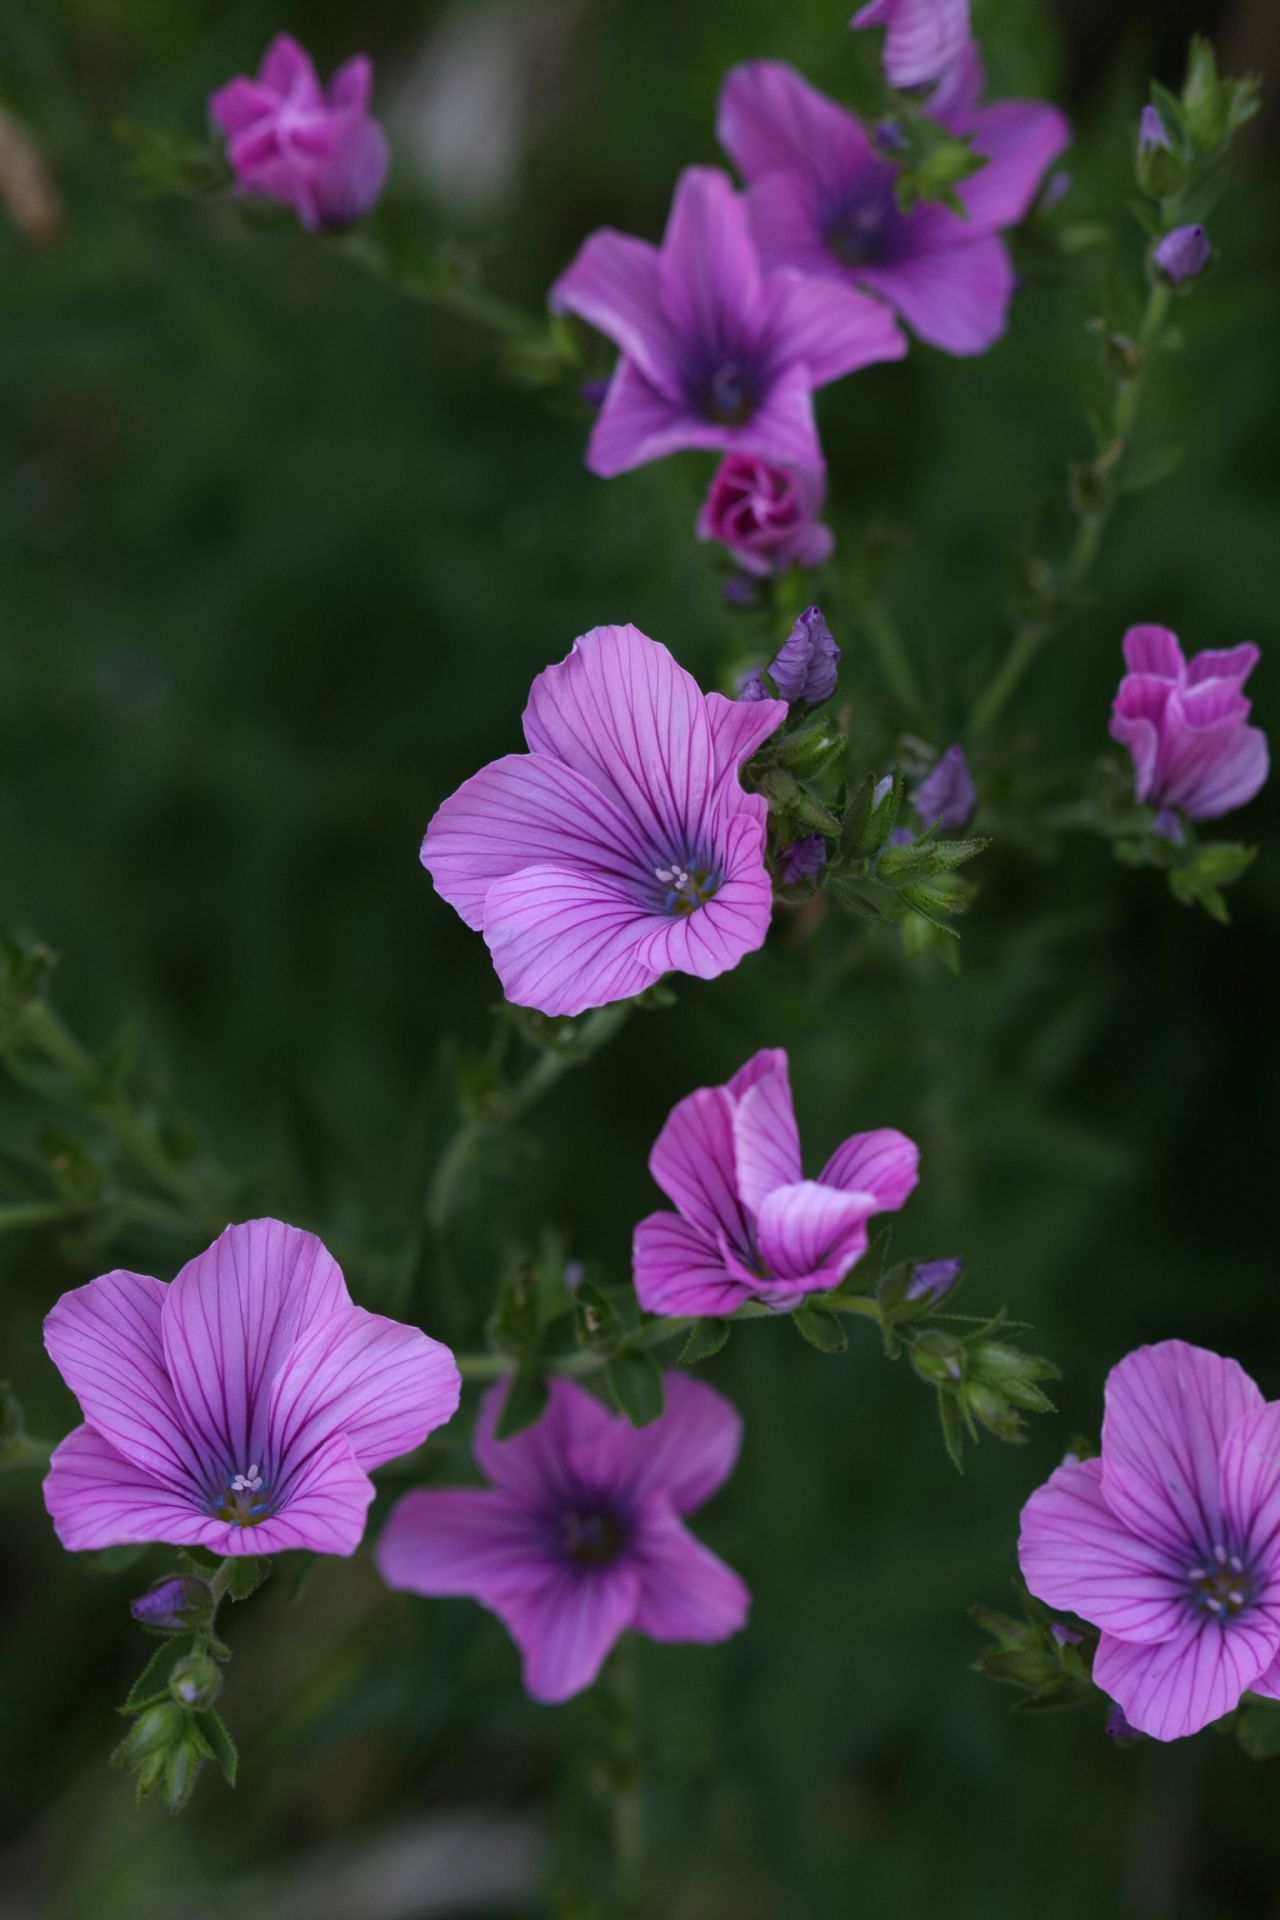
585, 357, 740, 476
648, 1085, 750, 1245
421, 750, 659, 933
376, 1487, 553, 1599
473, 1376, 613, 1504
630, 1500, 750, 1641
1122, 625, 1186, 680
585, 1373, 744, 1513
259, 34, 323, 107
1157, 715, 1268, 822
1093, 1617, 1278, 1741
731, 1054, 803, 1211
632, 1211, 753, 1319
1184, 644, 1259, 689
851, 0, 971, 91
481, 863, 664, 1016
1018, 1457, 1189, 1643
549, 229, 676, 398
491, 1562, 640, 1703
762, 267, 907, 388
820, 1128, 919, 1211
162, 1219, 349, 1480
43, 1425, 210, 1552
858, 228, 1015, 355
1221, 1404, 1280, 1577
743, 172, 836, 281
956, 101, 1071, 231
725, 358, 824, 469
703, 691, 789, 791
755, 1179, 876, 1284
717, 59, 870, 200
44, 1270, 205, 1493
266, 1305, 460, 1481
231, 1432, 375, 1557
1101, 1341, 1264, 1558
658, 167, 763, 361
642, 810, 775, 987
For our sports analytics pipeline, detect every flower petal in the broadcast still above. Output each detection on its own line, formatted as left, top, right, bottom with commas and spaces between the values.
1122, 625, 1186, 679
1220, 1403, 1280, 1582
209, 79, 277, 137
161, 1219, 349, 1480
1157, 716, 1268, 822
327, 54, 373, 113
851, 0, 972, 90
43, 1424, 210, 1552
1018, 1456, 1188, 1642
421, 750, 657, 933
819, 1128, 919, 1211
549, 229, 676, 398
731, 1054, 803, 1211
1184, 643, 1259, 689
480, 864, 663, 1016
1093, 1617, 1278, 1741
632, 1211, 752, 1319
858, 227, 1015, 355
717, 59, 870, 201
762, 266, 907, 388
755, 1180, 876, 1287
586, 1373, 744, 1513
955, 102, 1071, 231
1100, 1340, 1264, 1559
658, 167, 762, 360
703, 692, 790, 792
473, 1376, 614, 1504
44, 1270, 205, 1492
235, 1432, 375, 1557
376, 1488, 553, 1599
491, 1563, 640, 1703
648, 1085, 751, 1245
585, 357, 737, 477
641, 810, 775, 986
259, 34, 323, 106
630, 1501, 750, 1641
266, 1305, 460, 1480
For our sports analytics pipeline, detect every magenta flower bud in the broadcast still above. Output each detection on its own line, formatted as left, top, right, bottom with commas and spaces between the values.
849, 0, 971, 90
697, 455, 834, 578
913, 745, 975, 829
209, 35, 390, 234
1110, 625, 1268, 822
1153, 223, 1211, 283
130, 1576, 212, 1632
767, 606, 841, 708
1139, 105, 1171, 152
906, 1256, 963, 1303
1050, 1621, 1083, 1647
780, 835, 827, 885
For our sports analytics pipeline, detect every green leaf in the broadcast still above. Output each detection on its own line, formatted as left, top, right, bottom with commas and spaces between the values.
679, 1318, 731, 1365
196, 1708, 239, 1787
791, 1305, 848, 1354
605, 1348, 665, 1426
225, 1556, 271, 1603
937, 1390, 966, 1473
495, 1368, 549, 1440
122, 1640, 183, 1714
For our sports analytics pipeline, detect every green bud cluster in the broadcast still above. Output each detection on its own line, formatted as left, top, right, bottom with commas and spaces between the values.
969, 1589, 1098, 1715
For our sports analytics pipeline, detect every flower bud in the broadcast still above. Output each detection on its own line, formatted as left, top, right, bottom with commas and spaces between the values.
763, 606, 841, 709
698, 455, 834, 577
1153, 223, 1211, 284
1139, 104, 1170, 152
913, 745, 975, 830
776, 714, 845, 778
906, 1256, 963, 1304
116, 1702, 186, 1764
780, 835, 826, 886
910, 1328, 966, 1388
130, 1576, 214, 1633
168, 1652, 223, 1711
1106, 1703, 1143, 1743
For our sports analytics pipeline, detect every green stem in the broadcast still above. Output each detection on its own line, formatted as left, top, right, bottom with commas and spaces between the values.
1, 1433, 54, 1468
339, 233, 536, 339
206, 1558, 236, 1608
453, 1303, 774, 1383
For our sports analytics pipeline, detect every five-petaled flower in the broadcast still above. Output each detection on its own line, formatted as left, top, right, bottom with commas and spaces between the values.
376, 1372, 749, 1703
718, 49, 1068, 355
697, 455, 834, 576
42, 1219, 460, 1557
210, 34, 390, 233
633, 1048, 919, 1315
850, 0, 971, 90
550, 165, 905, 476
421, 623, 788, 1017
1109, 625, 1268, 823
1019, 1340, 1280, 1741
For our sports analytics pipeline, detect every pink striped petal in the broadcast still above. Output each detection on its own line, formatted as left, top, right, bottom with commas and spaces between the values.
1093, 1616, 1278, 1741
581, 1372, 744, 1513
956, 101, 1071, 230
44, 1270, 204, 1492
1101, 1341, 1264, 1559
717, 59, 871, 203
481, 864, 664, 1016
1122, 624, 1186, 679
629, 1501, 750, 1641
209, 78, 277, 137
1221, 1403, 1280, 1576
1018, 1457, 1188, 1643
731, 1054, 802, 1210
658, 168, 763, 359
259, 34, 323, 106
43, 1424, 210, 1551
228, 1432, 375, 1557
820, 1128, 919, 1211
755, 1179, 876, 1286
492, 1563, 640, 1702
1184, 643, 1259, 689
649, 1085, 748, 1244
857, 227, 1015, 355
585, 357, 736, 477
632, 1211, 751, 1319
762, 266, 907, 388
703, 694, 790, 791
376, 1488, 553, 1599
161, 1220, 349, 1479
641, 812, 775, 985
266, 1305, 460, 1478
549, 229, 675, 398
850, 0, 971, 90
473, 1376, 613, 1505
327, 54, 372, 113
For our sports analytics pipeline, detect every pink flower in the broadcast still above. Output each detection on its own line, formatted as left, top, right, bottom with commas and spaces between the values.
697, 455, 834, 576
210, 34, 390, 232
1019, 1341, 1280, 1741
1109, 625, 1268, 822
550, 165, 905, 476
850, 0, 971, 90
717, 52, 1068, 356
42, 1220, 460, 1557
376, 1373, 748, 1703
421, 624, 787, 1017
633, 1048, 919, 1316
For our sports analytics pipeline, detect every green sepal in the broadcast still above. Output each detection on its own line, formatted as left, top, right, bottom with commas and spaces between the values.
679, 1318, 731, 1365
225, 1556, 271, 1603
1237, 1697, 1280, 1761
791, 1305, 848, 1354
605, 1348, 665, 1427
495, 1367, 549, 1440
936, 1391, 966, 1473
122, 1639, 185, 1714
196, 1708, 239, 1787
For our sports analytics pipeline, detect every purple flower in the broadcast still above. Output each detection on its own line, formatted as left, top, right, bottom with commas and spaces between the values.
421, 624, 787, 1017
209, 34, 389, 233
1153, 223, 1211, 284
130, 1576, 212, 1631
780, 834, 827, 885
697, 455, 834, 576
376, 1373, 748, 1703
1019, 1340, 1280, 1741
1139, 105, 1171, 152
906, 1255, 963, 1303
763, 605, 841, 708
1109, 625, 1268, 822
41, 1220, 460, 1558
849, 0, 971, 90
914, 744, 975, 828
549, 166, 905, 477
717, 52, 1069, 355
633, 1048, 919, 1316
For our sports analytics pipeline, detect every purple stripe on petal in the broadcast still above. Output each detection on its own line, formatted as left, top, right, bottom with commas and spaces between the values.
43, 1424, 211, 1552
632, 1210, 751, 1319
755, 1179, 876, 1285
491, 1562, 640, 1703
731, 1057, 803, 1211
1018, 1456, 1188, 1644
819, 1128, 919, 1211
629, 1500, 750, 1640
1093, 1614, 1278, 1741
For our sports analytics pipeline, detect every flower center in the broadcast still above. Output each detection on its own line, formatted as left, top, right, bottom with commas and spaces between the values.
1186, 1542, 1255, 1619
827, 186, 902, 268
702, 359, 757, 426
560, 1506, 627, 1566
213, 1463, 272, 1528
654, 861, 720, 915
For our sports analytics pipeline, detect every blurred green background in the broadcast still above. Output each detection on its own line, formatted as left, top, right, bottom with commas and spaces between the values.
3, 0, 1279, 1915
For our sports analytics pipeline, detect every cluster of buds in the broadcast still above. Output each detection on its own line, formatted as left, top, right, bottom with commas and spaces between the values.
1135, 38, 1260, 285
909, 1315, 1060, 1467
969, 1588, 1098, 1716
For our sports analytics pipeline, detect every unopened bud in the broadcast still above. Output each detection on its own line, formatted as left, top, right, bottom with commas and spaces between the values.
1153, 223, 1211, 284
168, 1653, 223, 1710
907, 1256, 963, 1304
780, 834, 827, 886
131, 1576, 213, 1633
910, 1328, 966, 1388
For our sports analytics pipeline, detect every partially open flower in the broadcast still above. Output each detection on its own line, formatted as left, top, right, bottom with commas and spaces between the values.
1109, 624, 1267, 822
697, 455, 834, 576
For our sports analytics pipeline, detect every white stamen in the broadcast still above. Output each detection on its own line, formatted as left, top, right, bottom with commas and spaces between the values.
1206, 1597, 1225, 1614
230, 1464, 264, 1494
655, 865, 690, 892
1214, 1543, 1229, 1565
1230, 1555, 1245, 1574
1229, 1590, 1245, 1606
1187, 1565, 1207, 1580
